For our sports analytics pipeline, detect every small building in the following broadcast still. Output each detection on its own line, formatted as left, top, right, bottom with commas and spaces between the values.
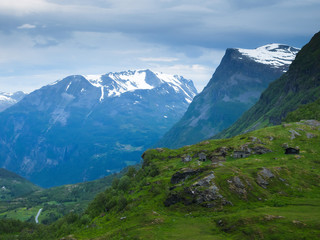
198, 152, 207, 161
233, 151, 251, 158
285, 147, 300, 154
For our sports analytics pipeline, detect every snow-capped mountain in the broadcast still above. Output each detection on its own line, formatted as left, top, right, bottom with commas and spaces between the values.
84, 70, 196, 103
157, 44, 299, 149
0, 69, 197, 187
0, 91, 26, 112
237, 44, 299, 71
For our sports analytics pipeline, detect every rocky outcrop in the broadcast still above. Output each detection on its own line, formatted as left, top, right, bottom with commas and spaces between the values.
256, 168, 274, 188
170, 168, 203, 184
228, 176, 248, 198
165, 171, 231, 208
289, 129, 301, 139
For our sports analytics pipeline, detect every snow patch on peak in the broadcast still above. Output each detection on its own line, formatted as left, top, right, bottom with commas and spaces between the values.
237, 44, 299, 69
0, 91, 26, 112
84, 70, 197, 102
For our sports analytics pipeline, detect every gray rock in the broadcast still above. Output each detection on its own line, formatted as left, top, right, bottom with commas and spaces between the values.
306, 132, 315, 139
256, 168, 274, 188
251, 146, 272, 155
289, 129, 301, 139
250, 136, 262, 144
260, 168, 274, 179
303, 120, 320, 127
282, 143, 289, 148
171, 168, 203, 184
267, 136, 274, 141
233, 176, 245, 189
181, 155, 192, 162
256, 175, 269, 188
193, 172, 215, 187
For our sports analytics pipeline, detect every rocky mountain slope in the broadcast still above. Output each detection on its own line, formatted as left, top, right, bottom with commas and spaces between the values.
0, 70, 197, 187
157, 44, 299, 149
216, 31, 320, 139
0, 91, 26, 112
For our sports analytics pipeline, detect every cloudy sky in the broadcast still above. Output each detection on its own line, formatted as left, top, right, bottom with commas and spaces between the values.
0, 0, 319, 93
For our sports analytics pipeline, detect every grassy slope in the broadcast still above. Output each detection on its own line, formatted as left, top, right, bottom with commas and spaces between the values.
215, 31, 320, 139
284, 98, 320, 123
48, 120, 320, 240
0, 168, 42, 201
0, 173, 118, 224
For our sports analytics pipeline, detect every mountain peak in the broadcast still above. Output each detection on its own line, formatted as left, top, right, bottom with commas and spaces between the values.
0, 91, 26, 112
237, 44, 300, 70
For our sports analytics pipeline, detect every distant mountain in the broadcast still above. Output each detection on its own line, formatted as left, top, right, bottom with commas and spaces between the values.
216, 32, 320, 139
0, 69, 197, 187
0, 168, 41, 201
157, 44, 299, 148
0, 91, 26, 112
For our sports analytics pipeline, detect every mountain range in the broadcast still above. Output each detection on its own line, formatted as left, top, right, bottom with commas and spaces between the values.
157, 44, 299, 148
0, 69, 197, 187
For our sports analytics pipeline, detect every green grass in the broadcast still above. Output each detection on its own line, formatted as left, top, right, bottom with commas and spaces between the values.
2, 120, 320, 239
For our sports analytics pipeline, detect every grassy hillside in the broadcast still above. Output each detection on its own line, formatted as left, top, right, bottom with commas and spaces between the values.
0, 168, 41, 201
284, 98, 320, 123
215, 31, 320, 139
4, 119, 320, 239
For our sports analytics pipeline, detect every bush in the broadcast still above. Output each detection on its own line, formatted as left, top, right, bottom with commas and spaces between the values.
118, 176, 131, 191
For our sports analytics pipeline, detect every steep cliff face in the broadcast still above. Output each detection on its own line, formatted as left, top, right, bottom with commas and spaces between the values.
216, 31, 320, 139
157, 44, 299, 149
0, 70, 197, 187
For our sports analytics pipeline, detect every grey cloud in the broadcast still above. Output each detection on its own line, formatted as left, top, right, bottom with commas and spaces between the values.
1, 0, 319, 50
0, 0, 319, 92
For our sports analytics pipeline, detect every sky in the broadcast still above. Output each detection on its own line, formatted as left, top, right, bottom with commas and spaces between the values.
0, 0, 319, 93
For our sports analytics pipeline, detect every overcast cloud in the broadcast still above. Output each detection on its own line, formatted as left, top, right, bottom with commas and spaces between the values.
0, 0, 319, 92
